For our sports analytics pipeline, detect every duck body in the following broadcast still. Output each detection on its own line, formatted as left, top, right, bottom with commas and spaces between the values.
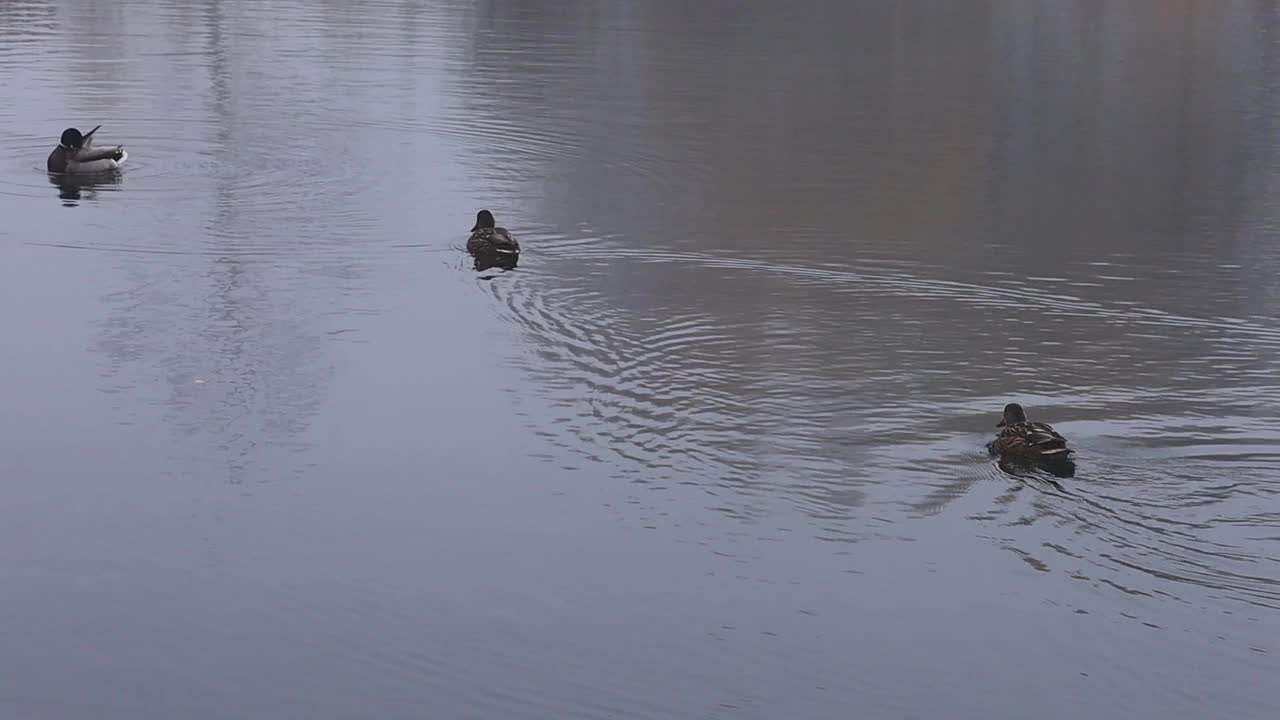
465, 227, 519, 255
466, 209, 519, 269
47, 125, 127, 174
988, 403, 1073, 465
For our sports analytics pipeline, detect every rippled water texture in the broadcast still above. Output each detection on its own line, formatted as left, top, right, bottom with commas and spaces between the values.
2, 1, 1279, 718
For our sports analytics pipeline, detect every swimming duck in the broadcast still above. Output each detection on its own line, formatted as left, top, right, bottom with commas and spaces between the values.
47, 125, 128, 174
466, 210, 520, 265
988, 403, 1073, 465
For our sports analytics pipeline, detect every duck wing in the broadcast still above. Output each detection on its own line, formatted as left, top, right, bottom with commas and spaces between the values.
466, 230, 492, 254
989, 421, 1071, 457
1019, 421, 1070, 454
469, 228, 519, 254
491, 229, 519, 253
72, 145, 125, 163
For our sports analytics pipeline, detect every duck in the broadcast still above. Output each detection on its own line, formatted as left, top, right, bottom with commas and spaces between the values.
987, 403, 1073, 465
47, 125, 128, 174
466, 209, 520, 266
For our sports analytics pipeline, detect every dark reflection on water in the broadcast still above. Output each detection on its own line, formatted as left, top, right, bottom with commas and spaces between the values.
2, 1, 1279, 719
47, 168, 123, 205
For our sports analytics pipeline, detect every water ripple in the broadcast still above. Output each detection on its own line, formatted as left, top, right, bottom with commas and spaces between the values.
481, 230, 1280, 613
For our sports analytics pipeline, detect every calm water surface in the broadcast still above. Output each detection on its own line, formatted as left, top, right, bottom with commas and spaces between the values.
2, 1, 1279, 718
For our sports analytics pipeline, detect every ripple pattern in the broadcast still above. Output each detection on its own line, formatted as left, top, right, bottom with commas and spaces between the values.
482, 229, 1280, 606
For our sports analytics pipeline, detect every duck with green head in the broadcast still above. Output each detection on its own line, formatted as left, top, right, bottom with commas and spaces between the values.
47, 125, 127, 174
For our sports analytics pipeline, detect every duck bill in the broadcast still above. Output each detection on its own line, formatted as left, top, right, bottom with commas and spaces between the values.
996, 420, 1006, 427
83, 124, 102, 141
470, 224, 479, 232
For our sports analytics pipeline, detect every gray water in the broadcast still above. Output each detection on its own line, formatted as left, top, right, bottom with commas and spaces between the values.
2, 1, 1279, 718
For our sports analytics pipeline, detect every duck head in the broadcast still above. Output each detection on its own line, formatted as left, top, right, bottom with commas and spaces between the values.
997, 403, 1028, 427
472, 209, 496, 232
58, 125, 101, 149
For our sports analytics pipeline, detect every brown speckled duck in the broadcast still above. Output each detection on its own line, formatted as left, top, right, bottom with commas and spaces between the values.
466, 210, 519, 257
988, 403, 1073, 464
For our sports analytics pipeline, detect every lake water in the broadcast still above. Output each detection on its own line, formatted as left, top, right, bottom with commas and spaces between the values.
2, 1, 1279, 718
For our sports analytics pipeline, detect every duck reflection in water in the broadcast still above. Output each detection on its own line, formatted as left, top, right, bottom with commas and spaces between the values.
48, 168, 123, 205
471, 252, 519, 272
996, 456, 1074, 488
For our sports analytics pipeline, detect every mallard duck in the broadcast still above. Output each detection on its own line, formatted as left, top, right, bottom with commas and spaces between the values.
466, 209, 520, 260
988, 403, 1073, 463
47, 125, 128, 174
